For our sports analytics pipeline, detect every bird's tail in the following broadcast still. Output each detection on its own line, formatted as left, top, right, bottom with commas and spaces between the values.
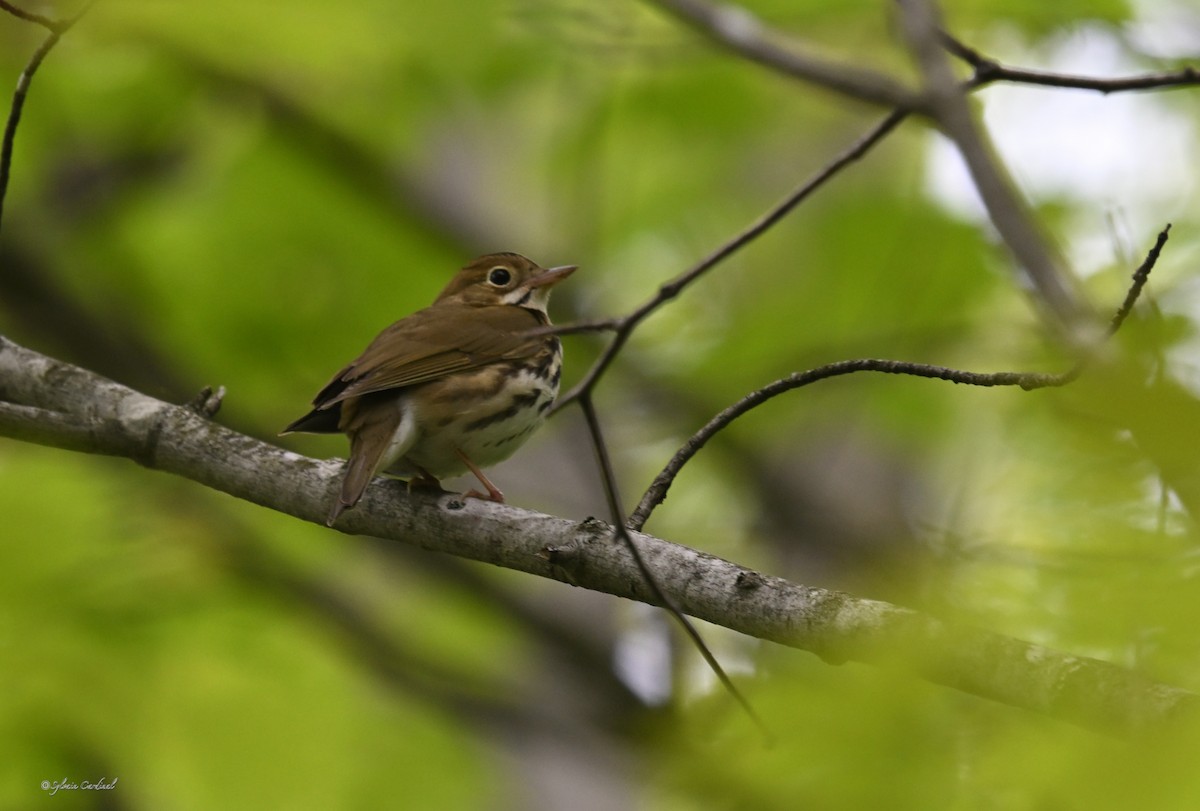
327, 396, 414, 526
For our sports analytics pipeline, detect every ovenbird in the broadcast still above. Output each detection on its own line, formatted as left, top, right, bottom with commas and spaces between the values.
282, 253, 576, 526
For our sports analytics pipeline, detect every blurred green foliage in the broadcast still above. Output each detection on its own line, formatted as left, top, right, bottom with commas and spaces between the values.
4, 0, 1200, 808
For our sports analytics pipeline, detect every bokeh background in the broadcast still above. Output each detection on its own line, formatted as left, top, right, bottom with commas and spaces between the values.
3, 0, 1200, 808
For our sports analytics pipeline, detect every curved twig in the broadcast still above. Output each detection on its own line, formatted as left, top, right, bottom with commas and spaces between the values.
629, 224, 1171, 531
0, 0, 62, 32
628, 360, 1072, 531
0, 1, 93, 240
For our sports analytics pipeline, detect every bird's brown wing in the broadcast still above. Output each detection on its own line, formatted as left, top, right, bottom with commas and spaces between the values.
314, 303, 547, 408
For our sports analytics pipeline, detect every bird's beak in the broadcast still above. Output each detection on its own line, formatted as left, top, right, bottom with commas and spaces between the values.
527, 264, 578, 289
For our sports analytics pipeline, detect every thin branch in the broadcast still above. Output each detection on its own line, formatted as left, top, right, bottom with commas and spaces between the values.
643, 0, 925, 110
0, 1, 92, 241
976, 62, 1200, 94
578, 393, 771, 740
0, 334, 1195, 737
0, 0, 61, 32
1, 32, 64, 237
630, 224, 1170, 531
628, 360, 1071, 531
942, 32, 1200, 94
1108, 224, 1169, 336
552, 109, 908, 408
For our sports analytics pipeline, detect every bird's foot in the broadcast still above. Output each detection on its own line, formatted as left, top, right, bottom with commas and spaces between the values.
454, 449, 505, 503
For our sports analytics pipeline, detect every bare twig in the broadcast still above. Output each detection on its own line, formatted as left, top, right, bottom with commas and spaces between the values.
629, 360, 1071, 531
943, 32, 1200, 94
552, 108, 908, 409
0, 1, 92, 240
0, 0, 61, 31
1, 34, 65, 237
643, 0, 925, 110
629, 224, 1170, 531
976, 63, 1200, 94
1108, 224, 1169, 336
579, 393, 771, 740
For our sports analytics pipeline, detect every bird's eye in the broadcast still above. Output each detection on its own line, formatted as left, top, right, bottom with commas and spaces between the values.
487, 267, 512, 286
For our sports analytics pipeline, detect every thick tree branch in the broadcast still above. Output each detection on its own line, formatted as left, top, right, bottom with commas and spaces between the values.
1, 334, 1195, 737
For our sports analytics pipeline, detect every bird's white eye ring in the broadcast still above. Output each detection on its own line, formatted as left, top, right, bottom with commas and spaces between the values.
487, 267, 512, 286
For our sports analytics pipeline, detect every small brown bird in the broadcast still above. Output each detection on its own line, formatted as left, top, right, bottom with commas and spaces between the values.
282, 253, 576, 526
